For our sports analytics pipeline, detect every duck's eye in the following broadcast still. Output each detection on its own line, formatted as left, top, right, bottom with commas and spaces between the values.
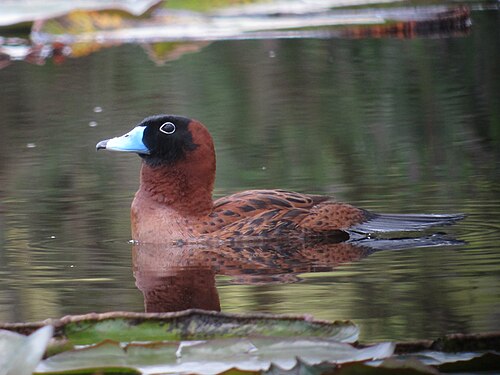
159, 122, 176, 135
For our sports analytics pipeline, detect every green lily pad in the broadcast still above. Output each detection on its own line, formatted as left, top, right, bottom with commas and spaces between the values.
2, 312, 499, 375
1, 310, 359, 346
36, 337, 395, 374
59, 310, 359, 346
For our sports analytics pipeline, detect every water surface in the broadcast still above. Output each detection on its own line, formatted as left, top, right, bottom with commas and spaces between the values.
0, 9, 499, 342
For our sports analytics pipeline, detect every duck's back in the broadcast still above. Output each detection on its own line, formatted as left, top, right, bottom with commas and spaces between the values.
213, 189, 330, 215
195, 189, 362, 241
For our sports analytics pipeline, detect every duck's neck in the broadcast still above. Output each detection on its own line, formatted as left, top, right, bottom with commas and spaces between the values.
139, 162, 214, 215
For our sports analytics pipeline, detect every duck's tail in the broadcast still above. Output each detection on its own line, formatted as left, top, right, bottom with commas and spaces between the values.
351, 234, 465, 250
351, 213, 465, 235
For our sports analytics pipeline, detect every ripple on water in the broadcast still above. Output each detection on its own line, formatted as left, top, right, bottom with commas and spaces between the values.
453, 212, 500, 249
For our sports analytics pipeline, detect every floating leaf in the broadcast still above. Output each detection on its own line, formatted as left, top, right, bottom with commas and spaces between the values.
0, 2, 471, 68
0, 0, 162, 27
174, 337, 381, 373
58, 310, 359, 346
1, 310, 358, 346
2, 312, 499, 374
35, 340, 142, 374
36, 337, 395, 374
32, 5, 471, 45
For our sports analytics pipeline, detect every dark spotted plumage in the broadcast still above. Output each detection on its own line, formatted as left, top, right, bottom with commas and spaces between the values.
97, 115, 464, 244
189, 190, 368, 241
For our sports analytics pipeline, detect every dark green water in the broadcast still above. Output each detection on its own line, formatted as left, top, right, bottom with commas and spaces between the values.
0, 10, 499, 342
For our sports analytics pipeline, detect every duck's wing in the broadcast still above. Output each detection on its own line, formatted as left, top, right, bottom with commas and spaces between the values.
197, 190, 331, 234
202, 195, 363, 240
213, 189, 330, 210
205, 207, 349, 241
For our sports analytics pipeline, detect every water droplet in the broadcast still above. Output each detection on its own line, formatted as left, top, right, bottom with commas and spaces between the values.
89, 121, 98, 127
93, 106, 103, 113
269, 50, 276, 58
26, 143, 36, 148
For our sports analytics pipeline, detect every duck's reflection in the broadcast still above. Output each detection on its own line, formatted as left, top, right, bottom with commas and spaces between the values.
134, 234, 464, 312
133, 237, 411, 313
134, 263, 221, 312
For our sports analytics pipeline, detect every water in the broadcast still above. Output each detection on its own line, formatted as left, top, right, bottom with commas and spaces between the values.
0, 9, 499, 343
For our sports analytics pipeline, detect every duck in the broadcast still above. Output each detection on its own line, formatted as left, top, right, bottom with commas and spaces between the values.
96, 114, 464, 244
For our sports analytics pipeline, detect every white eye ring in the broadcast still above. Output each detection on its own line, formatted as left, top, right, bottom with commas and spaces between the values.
159, 122, 176, 134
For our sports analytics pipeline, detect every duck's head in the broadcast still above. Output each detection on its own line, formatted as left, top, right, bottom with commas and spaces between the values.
96, 114, 214, 168
97, 115, 216, 207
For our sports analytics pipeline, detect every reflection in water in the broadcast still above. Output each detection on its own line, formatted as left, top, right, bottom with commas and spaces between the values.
133, 235, 461, 313
135, 262, 220, 313
0, 5, 472, 69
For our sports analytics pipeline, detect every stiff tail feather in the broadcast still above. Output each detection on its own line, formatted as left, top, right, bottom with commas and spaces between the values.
351, 213, 465, 234
351, 234, 465, 251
